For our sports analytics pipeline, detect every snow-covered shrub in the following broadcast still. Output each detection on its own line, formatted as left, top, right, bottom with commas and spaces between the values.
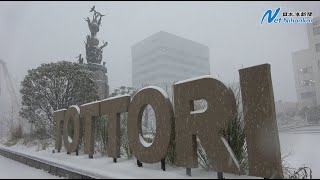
19, 61, 99, 139
9, 124, 23, 142
282, 152, 312, 179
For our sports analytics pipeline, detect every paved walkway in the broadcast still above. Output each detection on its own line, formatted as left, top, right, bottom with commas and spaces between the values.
0, 155, 61, 179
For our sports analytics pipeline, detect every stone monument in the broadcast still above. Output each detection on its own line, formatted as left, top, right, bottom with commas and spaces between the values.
80, 5, 109, 99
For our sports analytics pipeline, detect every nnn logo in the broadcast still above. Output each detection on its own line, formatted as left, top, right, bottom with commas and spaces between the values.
261, 7, 281, 24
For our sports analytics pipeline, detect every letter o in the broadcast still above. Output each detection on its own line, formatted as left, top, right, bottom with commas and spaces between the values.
63, 106, 81, 153
128, 87, 174, 163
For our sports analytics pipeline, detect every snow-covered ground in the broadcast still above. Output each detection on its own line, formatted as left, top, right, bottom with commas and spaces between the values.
0, 131, 318, 179
279, 131, 320, 178
0, 141, 260, 179
0, 155, 62, 179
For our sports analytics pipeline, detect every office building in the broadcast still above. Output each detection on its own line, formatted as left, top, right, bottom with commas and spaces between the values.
292, 17, 320, 107
132, 31, 210, 98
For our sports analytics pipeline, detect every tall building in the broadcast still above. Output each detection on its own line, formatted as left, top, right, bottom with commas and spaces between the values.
292, 17, 320, 107
132, 31, 210, 97
132, 31, 210, 133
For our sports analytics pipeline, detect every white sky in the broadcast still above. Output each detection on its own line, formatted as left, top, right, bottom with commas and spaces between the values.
0, 1, 320, 109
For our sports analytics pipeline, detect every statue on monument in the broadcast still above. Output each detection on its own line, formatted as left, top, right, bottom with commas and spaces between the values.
83, 5, 108, 64
84, 6, 105, 37
74, 5, 110, 99
99, 41, 108, 50
97, 13, 105, 27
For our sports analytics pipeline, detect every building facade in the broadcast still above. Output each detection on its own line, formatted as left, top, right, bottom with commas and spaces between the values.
292, 17, 320, 107
132, 31, 210, 97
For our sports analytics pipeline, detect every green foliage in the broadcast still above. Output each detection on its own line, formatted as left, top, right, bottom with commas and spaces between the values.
223, 118, 246, 162
222, 115, 248, 174
166, 141, 176, 165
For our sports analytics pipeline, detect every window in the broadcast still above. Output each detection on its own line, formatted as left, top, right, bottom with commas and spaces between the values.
300, 79, 315, 87
299, 67, 313, 74
159, 47, 168, 51
316, 43, 320, 52
314, 26, 320, 35
301, 91, 316, 99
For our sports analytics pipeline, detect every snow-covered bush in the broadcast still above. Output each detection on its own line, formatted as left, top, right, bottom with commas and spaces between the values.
19, 61, 99, 139
282, 152, 313, 179
8, 124, 23, 143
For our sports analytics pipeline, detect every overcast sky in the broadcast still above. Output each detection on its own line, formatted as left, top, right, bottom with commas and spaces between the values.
0, 1, 320, 109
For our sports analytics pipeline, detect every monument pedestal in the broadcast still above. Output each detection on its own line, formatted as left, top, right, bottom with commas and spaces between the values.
86, 63, 109, 99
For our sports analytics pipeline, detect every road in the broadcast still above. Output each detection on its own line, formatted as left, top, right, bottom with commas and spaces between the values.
0, 155, 61, 179
279, 124, 320, 134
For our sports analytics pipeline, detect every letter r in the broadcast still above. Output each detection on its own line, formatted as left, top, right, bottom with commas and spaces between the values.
174, 77, 240, 174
